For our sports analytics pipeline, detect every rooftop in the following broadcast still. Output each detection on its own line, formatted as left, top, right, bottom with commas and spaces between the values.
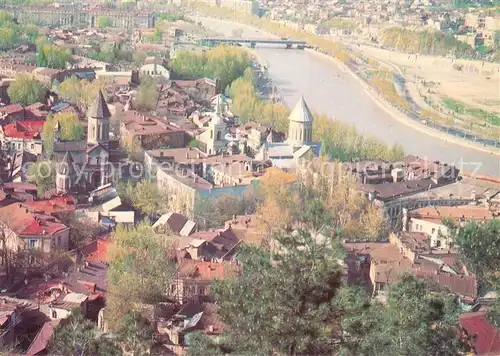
288, 95, 314, 123
409, 206, 496, 223
122, 111, 183, 136
460, 312, 500, 356
0, 103, 23, 115
0, 203, 68, 236
177, 260, 237, 280
24, 195, 76, 215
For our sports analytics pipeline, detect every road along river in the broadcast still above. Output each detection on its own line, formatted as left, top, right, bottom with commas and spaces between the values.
198, 17, 500, 177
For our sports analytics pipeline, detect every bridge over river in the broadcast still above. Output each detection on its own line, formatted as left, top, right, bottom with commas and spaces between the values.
200, 37, 307, 49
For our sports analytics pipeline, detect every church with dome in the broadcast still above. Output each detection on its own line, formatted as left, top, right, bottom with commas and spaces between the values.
54, 90, 113, 195
256, 95, 321, 169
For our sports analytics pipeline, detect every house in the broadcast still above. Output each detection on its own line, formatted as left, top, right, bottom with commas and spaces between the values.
48, 292, 88, 320
236, 121, 285, 155
23, 195, 77, 217
152, 212, 197, 236
0, 120, 44, 155
0, 298, 32, 346
343, 232, 477, 302
169, 260, 236, 303
172, 78, 218, 103
459, 312, 500, 356
0, 104, 24, 124
120, 111, 186, 151
25, 319, 61, 355
405, 206, 498, 249
139, 63, 170, 79
0, 203, 70, 265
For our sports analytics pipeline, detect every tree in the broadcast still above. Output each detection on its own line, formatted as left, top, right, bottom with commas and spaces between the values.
454, 219, 500, 283
135, 75, 159, 112
27, 160, 56, 197
42, 112, 84, 155
339, 274, 465, 355
8, 73, 47, 106
107, 222, 175, 329
97, 16, 113, 29
131, 180, 163, 217
151, 28, 163, 44
132, 51, 147, 67
36, 43, 72, 69
205, 228, 345, 355
115, 312, 153, 356
58, 76, 108, 112
49, 308, 122, 356
58, 213, 102, 249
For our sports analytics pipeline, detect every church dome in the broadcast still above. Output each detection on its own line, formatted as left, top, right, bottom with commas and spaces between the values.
288, 95, 314, 123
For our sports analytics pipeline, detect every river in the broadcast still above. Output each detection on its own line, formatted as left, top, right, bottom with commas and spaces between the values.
198, 18, 500, 177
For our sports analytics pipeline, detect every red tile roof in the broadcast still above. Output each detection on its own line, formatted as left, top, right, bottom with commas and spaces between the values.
24, 195, 77, 215
26, 319, 61, 356
0, 104, 23, 115
177, 260, 236, 280
460, 312, 500, 356
416, 269, 477, 299
0, 203, 68, 236
82, 239, 111, 263
2, 120, 44, 139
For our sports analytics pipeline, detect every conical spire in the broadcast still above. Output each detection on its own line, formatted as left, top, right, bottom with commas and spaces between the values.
88, 90, 111, 119
288, 95, 314, 123
57, 151, 75, 175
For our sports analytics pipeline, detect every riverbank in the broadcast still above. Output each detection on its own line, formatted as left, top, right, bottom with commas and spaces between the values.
307, 48, 500, 157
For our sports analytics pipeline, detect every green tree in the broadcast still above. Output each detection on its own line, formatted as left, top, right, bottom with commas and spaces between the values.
49, 308, 122, 356
339, 274, 464, 355
96, 16, 113, 29
170, 46, 250, 91
58, 76, 108, 111
27, 160, 55, 197
454, 219, 500, 282
7, 73, 47, 106
131, 180, 162, 217
151, 28, 163, 44
208, 227, 345, 355
115, 312, 153, 356
107, 222, 175, 329
132, 51, 147, 67
42, 112, 84, 154
135, 75, 158, 112
36, 43, 72, 69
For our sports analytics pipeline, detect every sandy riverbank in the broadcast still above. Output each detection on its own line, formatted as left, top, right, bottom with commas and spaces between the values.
307, 48, 500, 156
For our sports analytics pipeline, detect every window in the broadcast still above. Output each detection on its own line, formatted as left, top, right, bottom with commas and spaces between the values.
30, 143, 34, 150
28, 255, 35, 264
198, 286, 205, 295
431, 228, 436, 235
436, 239, 441, 248
28, 239, 36, 249
216, 131, 221, 141
51, 310, 57, 319
57, 236, 61, 247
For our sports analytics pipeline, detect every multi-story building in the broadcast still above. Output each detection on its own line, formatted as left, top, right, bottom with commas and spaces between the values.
0, 120, 44, 155
0, 203, 70, 265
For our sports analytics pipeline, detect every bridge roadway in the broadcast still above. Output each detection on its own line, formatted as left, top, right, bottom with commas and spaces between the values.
200, 37, 307, 48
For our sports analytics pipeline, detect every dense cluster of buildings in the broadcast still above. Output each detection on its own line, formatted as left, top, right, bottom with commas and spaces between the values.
0, 3, 497, 355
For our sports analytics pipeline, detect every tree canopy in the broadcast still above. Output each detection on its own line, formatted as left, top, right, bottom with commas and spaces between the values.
27, 160, 55, 197
134, 75, 159, 112
170, 46, 250, 90
36, 42, 73, 69
107, 222, 175, 329
49, 309, 122, 356
453, 219, 500, 283
57, 76, 108, 112
117, 180, 164, 217
42, 112, 84, 155
96, 16, 113, 28
7, 74, 47, 106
